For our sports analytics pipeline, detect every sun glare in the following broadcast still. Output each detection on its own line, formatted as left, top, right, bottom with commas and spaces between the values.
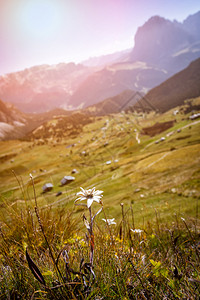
18, 0, 62, 39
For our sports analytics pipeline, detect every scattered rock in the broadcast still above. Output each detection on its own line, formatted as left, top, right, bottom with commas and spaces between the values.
173, 110, 179, 115
42, 183, 53, 193
61, 176, 75, 186
189, 113, 200, 120
170, 146, 176, 151
134, 188, 141, 193
80, 151, 87, 156
56, 191, 62, 197
66, 144, 76, 148
177, 129, 181, 133
106, 160, 112, 165
160, 137, 165, 142
71, 169, 78, 174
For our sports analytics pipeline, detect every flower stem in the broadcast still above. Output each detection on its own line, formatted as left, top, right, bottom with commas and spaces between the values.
89, 207, 94, 266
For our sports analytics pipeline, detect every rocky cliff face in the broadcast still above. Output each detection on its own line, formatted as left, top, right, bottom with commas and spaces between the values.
130, 14, 200, 73
0, 99, 28, 140
182, 11, 200, 40
131, 16, 194, 63
0, 99, 26, 124
69, 11, 200, 108
0, 63, 92, 112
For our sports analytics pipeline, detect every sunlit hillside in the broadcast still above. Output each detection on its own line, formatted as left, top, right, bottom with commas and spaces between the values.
0, 96, 200, 299
1, 97, 199, 223
1, 2, 200, 298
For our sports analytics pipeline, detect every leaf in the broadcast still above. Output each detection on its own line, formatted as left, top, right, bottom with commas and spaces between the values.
26, 248, 46, 286
92, 207, 102, 222
83, 214, 91, 232
55, 244, 68, 265
80, 258, 84, 272
173, 265, 179, 278
42, 270, 53, 276
173, 236, 179, 246
150, 259, 161, 268
150, 259, 162, 277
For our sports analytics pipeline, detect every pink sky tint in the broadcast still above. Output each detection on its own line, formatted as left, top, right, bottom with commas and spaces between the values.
0, 0, 200, 75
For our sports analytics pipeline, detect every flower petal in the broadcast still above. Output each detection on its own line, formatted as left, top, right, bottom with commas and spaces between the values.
80, 187, 85, 193
94, 190, 103, 196
87, 198, 94, 208
93, 196, 100, 203
91, 187, 95, 193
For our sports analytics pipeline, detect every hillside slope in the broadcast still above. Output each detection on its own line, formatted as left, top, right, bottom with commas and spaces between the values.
137, 58, 200, 112
0, 97, 199, 225
85, 90, 143, 115
0, 100, 74, 141
0, 99, 28, 140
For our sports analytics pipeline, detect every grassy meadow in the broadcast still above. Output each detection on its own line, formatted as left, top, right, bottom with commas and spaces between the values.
0, 98, 200, 299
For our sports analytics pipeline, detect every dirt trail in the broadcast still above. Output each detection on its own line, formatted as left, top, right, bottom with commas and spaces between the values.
144, 152, 170, 169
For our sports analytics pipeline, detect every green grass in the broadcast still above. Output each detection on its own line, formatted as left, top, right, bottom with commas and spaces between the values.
0, 104, 200, 218
0, 100, 200, 298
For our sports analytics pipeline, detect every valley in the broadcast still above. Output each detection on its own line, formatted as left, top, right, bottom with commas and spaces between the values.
0, 5, 200, 299
0, 97, 199, 226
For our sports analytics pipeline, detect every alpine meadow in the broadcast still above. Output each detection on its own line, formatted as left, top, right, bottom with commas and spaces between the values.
0, 3, 200, 299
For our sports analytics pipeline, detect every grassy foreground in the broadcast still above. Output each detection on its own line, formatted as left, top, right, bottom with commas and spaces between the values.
0, 98, 200, 298
0, 189, 199, 299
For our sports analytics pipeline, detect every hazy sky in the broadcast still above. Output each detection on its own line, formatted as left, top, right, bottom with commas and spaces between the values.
0, 0, 199, 75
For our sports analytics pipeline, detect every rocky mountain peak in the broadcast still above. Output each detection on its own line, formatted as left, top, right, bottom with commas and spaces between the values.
130, 14, 196, 68
182, 10, 200, 40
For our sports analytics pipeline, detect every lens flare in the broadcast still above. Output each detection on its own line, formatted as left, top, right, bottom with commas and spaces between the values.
17, 0, 62, 39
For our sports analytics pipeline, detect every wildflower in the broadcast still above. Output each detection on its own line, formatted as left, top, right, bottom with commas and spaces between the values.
102, 218, 116, 225
75, 187, 103, 208
141, 255, 146, 266
130, 229, 143, 234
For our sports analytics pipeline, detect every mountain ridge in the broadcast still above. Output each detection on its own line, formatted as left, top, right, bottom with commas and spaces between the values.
0, 11, 199, 112
136, 57, 200, 112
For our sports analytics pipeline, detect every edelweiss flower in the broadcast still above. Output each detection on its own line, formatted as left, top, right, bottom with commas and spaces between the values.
130, 229, 143, 234
75, 187, 103, 208
102, 218, 116, 225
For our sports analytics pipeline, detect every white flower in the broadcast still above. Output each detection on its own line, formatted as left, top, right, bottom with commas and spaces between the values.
131, 229, 143, 234
141, 255, 146, 266
102, 218, 116, 225
75, 187, 103, 208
